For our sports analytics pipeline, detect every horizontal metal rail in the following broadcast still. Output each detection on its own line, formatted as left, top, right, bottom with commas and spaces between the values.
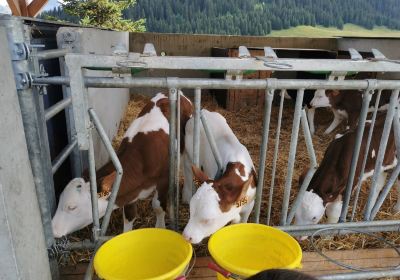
33, 76, 400, 90
277, 220, 400, 237
318, 269, 400, 280
51, 138, 78, 174
44, 97, 72, 121
60, 53, 400, 72
35, 48, 70, 60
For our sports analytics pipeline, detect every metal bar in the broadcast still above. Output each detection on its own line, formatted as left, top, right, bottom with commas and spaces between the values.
350, 90, 382, 221
318, 269, 400, 280
44, 96, 72, 121
35, 48, 70, 60
33, 76, 400, 90
267, 90, 284, 225
88, 109, 123, 237
364, 89, 400, 220
192, 88, 201, 195
254, 89, 274, 223
277, 220, 400, 237
286, 109, 318, 224
370, 163, 400, 220
88, 129, 100, 241
51, 138, 78, 174
63, 53, 400, 72
168, 88, 177, 230
280, 89, 304, 225
339, 89, 373, 222
200, 110, 223, 179
175, 91, 181, 227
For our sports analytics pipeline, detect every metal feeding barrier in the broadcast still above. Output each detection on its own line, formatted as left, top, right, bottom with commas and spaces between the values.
2, 15, 400, 280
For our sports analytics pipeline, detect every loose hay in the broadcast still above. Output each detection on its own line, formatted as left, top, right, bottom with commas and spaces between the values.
61, 92, 400, 268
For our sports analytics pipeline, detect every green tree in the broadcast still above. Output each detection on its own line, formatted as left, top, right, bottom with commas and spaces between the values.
63, 0, 145, 32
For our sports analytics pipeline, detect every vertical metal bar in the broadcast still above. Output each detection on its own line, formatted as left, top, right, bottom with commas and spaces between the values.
350, 90, 381, 221
192, 88, 201, 195
364, 89, 400, 220
267, 90, 284, 225
175, 91, 181, 227
254, 89, 274, 223
88, 126, 100, 241
88, 109, 123, 237
370, 163, 400, 220
200, 111, 223, 179
286, 109, 318, 224
168, 88, 177, 230
0, 15, 59, 279
59, 56, 82, 177
339, 89, 372, 222
280, 89, 304, 225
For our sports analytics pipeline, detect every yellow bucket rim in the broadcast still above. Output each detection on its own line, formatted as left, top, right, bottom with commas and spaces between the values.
94, 228, 193, 280
208, 223, 302, 277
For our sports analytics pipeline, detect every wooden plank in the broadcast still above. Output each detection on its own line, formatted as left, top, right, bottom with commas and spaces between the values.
59, 263, 88, 275
302, 248, 398, 262
17, 0, 28, 16
6, 0, 22, 16
27, 0, 48, 17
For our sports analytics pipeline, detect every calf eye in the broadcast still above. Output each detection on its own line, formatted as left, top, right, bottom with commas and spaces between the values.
67, 206, 77, 211
312, 216, 317, 221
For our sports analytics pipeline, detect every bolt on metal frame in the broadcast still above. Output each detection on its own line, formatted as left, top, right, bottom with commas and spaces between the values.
2, 19, 400, 278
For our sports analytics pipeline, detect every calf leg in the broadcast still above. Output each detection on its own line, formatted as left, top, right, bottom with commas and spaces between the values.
306, 107, 316, 135
324, 109, 345, 134
371, 172, 387, 206
152, 190, 166, 228
122, 203, 137, 232
182, 151, 193, 204
240, 200, 255, 223
393, 179, 400, 214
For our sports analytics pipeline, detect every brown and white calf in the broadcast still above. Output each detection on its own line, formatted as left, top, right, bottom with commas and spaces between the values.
311, 89, 393, 134
182, 109, 257, 244
51, 92, 193, 238
294, 113, 400, 235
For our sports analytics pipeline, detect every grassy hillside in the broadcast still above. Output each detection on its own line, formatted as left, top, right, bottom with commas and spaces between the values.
270, 24, 400, 37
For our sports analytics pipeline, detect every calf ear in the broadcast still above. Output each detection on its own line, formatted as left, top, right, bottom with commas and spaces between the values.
327, 89, 340, 97
250, 168, 258, 187
191, 165, 210, 185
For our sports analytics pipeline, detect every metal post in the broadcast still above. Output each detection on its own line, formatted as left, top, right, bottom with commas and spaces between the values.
200, 111, 223, 179
350, 90, 381, 221
88, 128, 100, 241
192, 88, 201, 195
281, 89, 304, 225
364, 89, 400, 220
88, 109, 123, 237
254, 89, 274, 223
339, 87, 373, 222
168, 88, 177, 230
267, 90, 284, 225
0, 15, 58, 279
175, 91, 181, 227
286, 109, 318, 224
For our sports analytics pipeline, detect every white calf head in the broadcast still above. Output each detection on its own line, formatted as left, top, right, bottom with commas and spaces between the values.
310, 89, 330, 108
52, 178, 94, 238
294, 190, 325, 240
183, 165, 254, 244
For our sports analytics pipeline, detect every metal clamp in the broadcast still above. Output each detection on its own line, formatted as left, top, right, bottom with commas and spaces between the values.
15, 72, 33, 90
11, 42, 30, 61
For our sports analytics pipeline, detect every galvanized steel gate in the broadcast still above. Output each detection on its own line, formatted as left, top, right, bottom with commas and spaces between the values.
2, 15, 400, 280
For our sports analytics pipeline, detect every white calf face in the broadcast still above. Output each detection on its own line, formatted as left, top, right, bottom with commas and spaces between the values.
310, 89, 330, 108
52, 178, 93, 238
182, 183, 239, 244
294, 191, 325, 229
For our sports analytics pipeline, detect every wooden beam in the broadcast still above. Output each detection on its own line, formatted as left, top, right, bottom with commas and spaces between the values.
17, 0, 28, 16
27, 0, 48, 17
6, 0, 22, 16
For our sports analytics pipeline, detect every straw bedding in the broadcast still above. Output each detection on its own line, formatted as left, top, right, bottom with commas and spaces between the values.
62, 93, 400, 269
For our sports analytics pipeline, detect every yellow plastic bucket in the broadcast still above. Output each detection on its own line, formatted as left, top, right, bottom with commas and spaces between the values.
208, 223, 302, 279
94, 228, 193, 280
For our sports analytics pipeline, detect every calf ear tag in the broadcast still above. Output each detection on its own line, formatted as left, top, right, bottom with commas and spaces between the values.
235, 196, 248, 207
